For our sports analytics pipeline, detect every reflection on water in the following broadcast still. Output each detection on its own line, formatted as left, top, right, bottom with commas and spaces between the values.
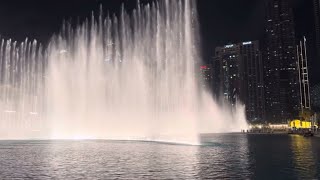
290, 135, 317, 179
198, 134, 250, 179
0, 135, 320, 179
0, 141, 200, 179
247, 134, 320, 179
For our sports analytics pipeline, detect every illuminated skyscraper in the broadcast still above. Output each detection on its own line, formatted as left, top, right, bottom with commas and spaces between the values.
313, 0, 320, 59
214, 43, 241, 107
213, 41, 265, 122
311, 84, 320, 112
200, 65, 213, 90
263, 0, 300, 122
240, 41, 265, 122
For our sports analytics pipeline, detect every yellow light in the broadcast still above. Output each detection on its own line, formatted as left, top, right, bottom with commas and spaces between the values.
289, 119, 311, 129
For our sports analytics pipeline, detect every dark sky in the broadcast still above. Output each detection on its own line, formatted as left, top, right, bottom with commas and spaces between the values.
0, 0, 317, 84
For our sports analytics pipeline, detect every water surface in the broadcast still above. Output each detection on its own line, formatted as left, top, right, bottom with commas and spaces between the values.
0, 134, 319, 179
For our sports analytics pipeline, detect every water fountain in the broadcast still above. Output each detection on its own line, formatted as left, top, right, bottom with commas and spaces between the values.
0, 0, 247, 144
0, 38, 46, 139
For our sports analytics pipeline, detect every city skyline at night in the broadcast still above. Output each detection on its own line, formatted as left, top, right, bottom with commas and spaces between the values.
1, 1, 320, 179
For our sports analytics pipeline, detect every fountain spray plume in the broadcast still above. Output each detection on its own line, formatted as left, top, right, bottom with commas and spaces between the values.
0, 38, 47, 139
0, 0, 248, 144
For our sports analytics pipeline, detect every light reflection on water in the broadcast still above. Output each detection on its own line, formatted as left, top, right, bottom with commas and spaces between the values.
198, 134, 250, 179
290, 135, 317, 179
0, 134, 320, 179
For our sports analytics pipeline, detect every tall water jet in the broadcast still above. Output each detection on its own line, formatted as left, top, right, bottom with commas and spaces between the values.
47, 0, 201, 143
0, 38, 46, 139
0, 0, 248, 144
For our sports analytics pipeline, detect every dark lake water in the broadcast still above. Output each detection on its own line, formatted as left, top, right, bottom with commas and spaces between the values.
0, 134, 320, 179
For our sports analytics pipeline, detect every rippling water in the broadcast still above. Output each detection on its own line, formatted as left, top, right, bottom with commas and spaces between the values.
0, 134, 319, 179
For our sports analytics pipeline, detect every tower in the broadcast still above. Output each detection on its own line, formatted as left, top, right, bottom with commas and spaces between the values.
263, 0, 300, 122
213, 41, 265, 122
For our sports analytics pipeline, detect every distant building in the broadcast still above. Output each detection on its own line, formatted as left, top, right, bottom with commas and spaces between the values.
263, 0, 300, 122
311, 84, 320, 112
313, 0, 320, 60
200, 65, 213, 91
313, 0, 320, 85
214, 43, 241, 107
213, 41, 265, 123
240, 41, 266, 123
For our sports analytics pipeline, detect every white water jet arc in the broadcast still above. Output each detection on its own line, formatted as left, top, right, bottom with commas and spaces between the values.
0, 0, 248, 144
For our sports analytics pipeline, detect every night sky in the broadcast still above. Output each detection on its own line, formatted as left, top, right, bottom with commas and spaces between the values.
0, 0, 317, 84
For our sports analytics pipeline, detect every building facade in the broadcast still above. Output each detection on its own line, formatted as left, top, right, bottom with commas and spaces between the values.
263, 0, 300, 122
213, 41, 265, 123
214, 44, 241, 107
240, 41, 266, 123
313, 0, 320, 85
311, 83, 320, 112
313, 0, 320, 60
200, 65, 213, 91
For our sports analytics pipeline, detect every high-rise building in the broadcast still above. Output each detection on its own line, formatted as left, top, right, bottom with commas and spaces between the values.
313, 0, 320, 59
263, 0, 300, 122
313, 0, 320, 85
311, 84, 320, 112
200, 65, 213, 91
240, 41, 266, 123
214, 44, 241, 107
213, 41, 265, 122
